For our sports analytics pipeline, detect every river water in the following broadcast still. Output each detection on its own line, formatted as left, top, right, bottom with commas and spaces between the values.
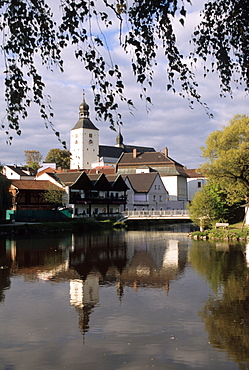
0, 224, 249, 369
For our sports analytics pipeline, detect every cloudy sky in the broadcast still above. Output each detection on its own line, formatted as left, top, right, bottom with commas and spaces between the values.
0, 1, 248, 169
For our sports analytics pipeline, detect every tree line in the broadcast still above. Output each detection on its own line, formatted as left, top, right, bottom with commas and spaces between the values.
189, 114, 249, 228
24, 148, 71, 171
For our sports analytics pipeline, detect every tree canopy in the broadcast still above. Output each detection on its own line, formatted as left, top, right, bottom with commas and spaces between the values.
188, 182, 231, 227
1, 0, 248, 142
45, 148, 70, 169
43, 186, 65, 208
24, 150, 43, 171
200, 115, 249, 204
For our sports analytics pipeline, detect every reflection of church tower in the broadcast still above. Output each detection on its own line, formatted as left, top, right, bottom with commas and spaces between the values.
162, 240, 179, 269
70, 94, 99, 169
70, 274, 99, 339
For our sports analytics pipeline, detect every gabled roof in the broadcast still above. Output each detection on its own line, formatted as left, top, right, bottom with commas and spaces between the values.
36, 167, 58, 176
70, 171, 93, 190
123, 173, 159, 193
117, 151, 187, 177
11, 180, 62, 191
55, 172, 82, 186
88, 173, 111, 190
5, 165, 35, 177
184, 169, 204, 178
105, 174, 129, 191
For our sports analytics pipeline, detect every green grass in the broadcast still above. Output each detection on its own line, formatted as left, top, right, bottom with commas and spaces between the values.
190, 222, 249, 240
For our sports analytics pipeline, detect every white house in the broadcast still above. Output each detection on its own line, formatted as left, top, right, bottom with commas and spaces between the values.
123, 172, 169, 211
1, 165, 36, 180
185, 169, 207, 201
117, 148, 188, 209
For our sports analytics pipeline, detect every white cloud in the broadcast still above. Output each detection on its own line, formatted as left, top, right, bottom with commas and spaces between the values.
0, 2, 248, 168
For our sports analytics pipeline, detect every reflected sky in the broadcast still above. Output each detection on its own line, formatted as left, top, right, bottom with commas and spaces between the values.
0, 228, 247, 369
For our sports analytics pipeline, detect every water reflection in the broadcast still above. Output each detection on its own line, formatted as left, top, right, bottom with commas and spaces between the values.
1, 230, 249, 369
0, 231, 189, 333
190, 240, 249, 369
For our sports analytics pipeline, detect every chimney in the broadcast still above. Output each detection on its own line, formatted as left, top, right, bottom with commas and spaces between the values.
133, 148, 137, 158
164, 147, 168, 157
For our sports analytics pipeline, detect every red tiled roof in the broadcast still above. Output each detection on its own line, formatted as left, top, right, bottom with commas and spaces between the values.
11, 180, 63, 191
37, 167, 58, 176
185, 169, 204, 178
117, 151, 176, 166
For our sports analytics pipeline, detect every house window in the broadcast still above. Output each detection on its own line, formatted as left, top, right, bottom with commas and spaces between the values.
158, 185, 160, 190
89, 133, 92, 137
155, 185, 157, 189
153, 195, 156, 201
159, 196, 162, 202
197, 181, 202, 188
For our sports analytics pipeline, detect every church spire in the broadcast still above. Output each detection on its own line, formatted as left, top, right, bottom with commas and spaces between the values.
79, 90, 89, 118
115, 126, 124, 148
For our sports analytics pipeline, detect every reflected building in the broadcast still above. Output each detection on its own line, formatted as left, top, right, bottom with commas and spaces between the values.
0, 230, 190, 343
118, 238, 187, 292
70, 273, 100, 337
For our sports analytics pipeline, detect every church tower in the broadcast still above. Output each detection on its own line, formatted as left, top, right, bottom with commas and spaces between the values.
115, 127, 124, 148
70, 95, 99, 169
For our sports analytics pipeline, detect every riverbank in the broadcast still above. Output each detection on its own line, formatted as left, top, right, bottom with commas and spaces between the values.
189, 222, 249, 241
0, 219, 126, 236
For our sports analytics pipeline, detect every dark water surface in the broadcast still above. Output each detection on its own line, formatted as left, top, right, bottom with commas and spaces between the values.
0, 224, 249, 369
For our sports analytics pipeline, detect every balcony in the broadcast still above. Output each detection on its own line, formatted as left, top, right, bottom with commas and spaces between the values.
70, 193, 126, 205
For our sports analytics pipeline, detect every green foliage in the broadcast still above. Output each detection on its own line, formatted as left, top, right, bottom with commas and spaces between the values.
45, 148, 70, 169
24, 150, 43, 171
0, 174, 12, 220
43, 187, 65, 207
201, 115, 249, 204
1, 1, 248, 141
188, 181, 231, 227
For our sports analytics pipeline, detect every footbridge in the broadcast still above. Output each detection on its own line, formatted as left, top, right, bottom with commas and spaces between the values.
121, 209, 190, 221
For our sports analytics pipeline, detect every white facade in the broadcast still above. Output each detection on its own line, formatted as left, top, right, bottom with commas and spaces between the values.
70, 128, 99, 169
161, 176, 187, 201
124, 173, 169, 211
2, 165, 35, 180
70, 98, 99, 170
187, 177, 207, 201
